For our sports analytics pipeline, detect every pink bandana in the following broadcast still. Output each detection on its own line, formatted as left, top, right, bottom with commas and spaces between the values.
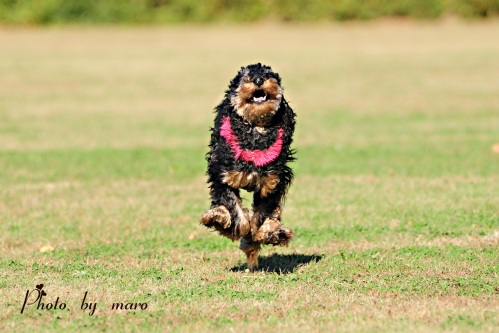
220, 116, 284, 167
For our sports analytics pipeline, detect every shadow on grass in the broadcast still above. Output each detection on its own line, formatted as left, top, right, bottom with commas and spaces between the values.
231, 253, 323, 274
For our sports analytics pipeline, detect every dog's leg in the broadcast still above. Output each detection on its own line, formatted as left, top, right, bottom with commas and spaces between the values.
200, 205, 231, 229
239, 237, 261, 272
200, 180, 250, 241
238, 201, 264, 272
238, 184, 294, 272
252, 191, 294, 246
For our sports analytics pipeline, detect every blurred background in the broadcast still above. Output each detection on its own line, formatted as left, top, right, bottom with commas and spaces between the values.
1, 0, 499, 24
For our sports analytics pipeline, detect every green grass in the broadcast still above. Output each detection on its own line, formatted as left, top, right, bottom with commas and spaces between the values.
1, 21, 499, 332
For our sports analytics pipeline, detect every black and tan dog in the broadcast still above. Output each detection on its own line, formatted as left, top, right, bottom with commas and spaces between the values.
200, 63, 296, 271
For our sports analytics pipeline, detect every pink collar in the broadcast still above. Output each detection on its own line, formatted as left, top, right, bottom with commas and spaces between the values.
220, 116, 284, 167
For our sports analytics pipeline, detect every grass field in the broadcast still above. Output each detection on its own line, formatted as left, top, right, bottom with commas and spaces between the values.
1, 20, 499, 332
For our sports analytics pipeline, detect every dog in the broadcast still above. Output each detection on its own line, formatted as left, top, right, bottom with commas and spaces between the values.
200, 63, 296, 272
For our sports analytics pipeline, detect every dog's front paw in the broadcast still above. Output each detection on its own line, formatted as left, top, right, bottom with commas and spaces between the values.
254, 218, 294, 246
200, 205, 231, 230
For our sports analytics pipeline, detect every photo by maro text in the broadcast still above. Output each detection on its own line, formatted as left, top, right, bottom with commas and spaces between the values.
20, 284, 149, 316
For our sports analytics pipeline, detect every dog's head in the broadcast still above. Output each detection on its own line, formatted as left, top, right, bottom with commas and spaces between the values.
227, 63, 283, 127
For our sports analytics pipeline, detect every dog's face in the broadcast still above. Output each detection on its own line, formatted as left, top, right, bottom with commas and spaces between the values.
229, 63, 283, 127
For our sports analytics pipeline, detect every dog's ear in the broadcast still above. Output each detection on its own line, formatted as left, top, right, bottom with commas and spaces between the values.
228, 72, 243, 93
266, 70, 281, 86
279, 97, 296, 143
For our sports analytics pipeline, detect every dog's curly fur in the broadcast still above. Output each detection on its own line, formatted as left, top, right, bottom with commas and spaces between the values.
200, 63, 296, 271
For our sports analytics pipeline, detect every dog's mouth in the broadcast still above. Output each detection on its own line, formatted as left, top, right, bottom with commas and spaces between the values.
232, 78, 282, 126
250, 89, 267, 103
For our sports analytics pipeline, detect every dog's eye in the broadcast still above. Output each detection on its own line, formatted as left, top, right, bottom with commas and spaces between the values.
242, 76, 251, 83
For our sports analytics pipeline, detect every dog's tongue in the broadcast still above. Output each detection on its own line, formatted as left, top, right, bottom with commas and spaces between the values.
253, 96, 266, 103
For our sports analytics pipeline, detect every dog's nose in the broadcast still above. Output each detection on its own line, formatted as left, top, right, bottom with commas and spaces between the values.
254, 77, 264, 86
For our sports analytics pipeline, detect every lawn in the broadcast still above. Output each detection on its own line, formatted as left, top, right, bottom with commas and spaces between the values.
1, 20, 499, 332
